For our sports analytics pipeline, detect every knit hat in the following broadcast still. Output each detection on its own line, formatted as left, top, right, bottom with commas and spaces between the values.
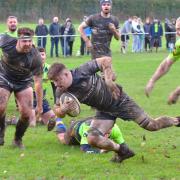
100, 0, 112, 6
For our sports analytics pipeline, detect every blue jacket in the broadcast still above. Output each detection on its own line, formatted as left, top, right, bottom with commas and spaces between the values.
49, 22, 61, 36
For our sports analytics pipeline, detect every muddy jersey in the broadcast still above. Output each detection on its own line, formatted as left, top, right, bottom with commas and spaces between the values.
86, 13, 119, 58
0, 34, 43, 84
67, 60, 125, 114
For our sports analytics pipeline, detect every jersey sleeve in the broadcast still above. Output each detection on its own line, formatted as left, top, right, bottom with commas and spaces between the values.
109, 124, 125, 144
31, 48, 43, 76
74, 59, 100, 77
85, 15, 94, 27
168, 39, 180, 62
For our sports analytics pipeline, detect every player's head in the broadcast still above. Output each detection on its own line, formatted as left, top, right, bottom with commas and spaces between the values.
37, 47, 46, 64
100, 0, 112, 14
176, 17, 180, 36
48, 63, 72, 91
17, 27, 34, 53
7, 16, 18, 32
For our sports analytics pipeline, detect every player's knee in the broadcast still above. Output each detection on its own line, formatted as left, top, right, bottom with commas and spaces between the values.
139, 117, 160, 131
87, 127, 103, 146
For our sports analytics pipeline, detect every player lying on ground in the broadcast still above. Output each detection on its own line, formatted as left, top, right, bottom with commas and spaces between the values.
48, 56, 180, 163
145, 17, 180, 106
55, 117, 131, 157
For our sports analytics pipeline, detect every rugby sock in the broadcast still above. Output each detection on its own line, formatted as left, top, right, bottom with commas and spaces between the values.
56, 118, 66, 133
15, 119, 29, 140
0, 114, 6, 145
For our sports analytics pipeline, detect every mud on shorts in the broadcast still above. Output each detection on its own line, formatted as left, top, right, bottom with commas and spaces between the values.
0, 74, 32, 93
95, 91, 148, 123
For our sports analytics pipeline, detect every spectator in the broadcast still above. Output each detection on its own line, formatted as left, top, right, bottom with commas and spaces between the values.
120, 16, 132, 54
60, 18, 76, 56
131, 16, 140, 52
165, 18, 176, 52
49, 16, 61, 58
136, 18, 144, 52
150, 19, 163, 52
80, 16, 92, 56
144, 17, 152, 52
35, 18, 49, 49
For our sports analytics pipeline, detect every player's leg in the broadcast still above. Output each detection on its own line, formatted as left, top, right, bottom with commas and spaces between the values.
87, 112, 135, 163
87, 118, 119, 152
118, 91, 179, 131
0, 88, 11, 145
14, 87, 33, 148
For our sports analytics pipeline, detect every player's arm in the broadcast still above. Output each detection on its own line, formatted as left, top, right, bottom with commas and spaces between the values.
78, 21, 89, 42
145, 57, 174, 97
108, 23, 120, 40
96, 57, 120, 99
78, 21, 92, 49
33, 75, 43, 115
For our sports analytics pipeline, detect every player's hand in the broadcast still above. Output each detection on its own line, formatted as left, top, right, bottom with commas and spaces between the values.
35, 105, 43, 120
108, 23, 116, 32
168, 91, 179, 105
145, 80, 154, 97
85, 39, 92, 51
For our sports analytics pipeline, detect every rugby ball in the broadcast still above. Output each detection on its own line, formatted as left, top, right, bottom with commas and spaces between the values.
59, 92, 81, 117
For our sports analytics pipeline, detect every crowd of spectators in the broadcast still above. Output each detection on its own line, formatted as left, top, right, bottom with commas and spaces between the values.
120, 16, 176, 54
33, 16, 177, 57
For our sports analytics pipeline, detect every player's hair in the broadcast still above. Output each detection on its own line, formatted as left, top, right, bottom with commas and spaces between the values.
37, 47, 45, 53
17, 27, 34, 38
7, 16, 17, 20
48, 63, 66, 80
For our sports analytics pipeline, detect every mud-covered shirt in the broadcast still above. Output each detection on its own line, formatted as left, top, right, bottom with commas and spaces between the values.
67, 60, 123, 114
86, 13, 119, 58
0, 34, 43, 84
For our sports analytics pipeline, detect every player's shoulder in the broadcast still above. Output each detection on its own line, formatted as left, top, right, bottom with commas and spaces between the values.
110, 15, 119, 23
0, 33, 17, 47
88, 13, 101, 20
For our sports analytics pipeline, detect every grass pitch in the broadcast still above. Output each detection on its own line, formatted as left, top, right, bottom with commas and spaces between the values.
0, 23, 179, 180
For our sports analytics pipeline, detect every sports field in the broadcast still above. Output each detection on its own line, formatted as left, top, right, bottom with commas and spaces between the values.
0, 24, 180, 180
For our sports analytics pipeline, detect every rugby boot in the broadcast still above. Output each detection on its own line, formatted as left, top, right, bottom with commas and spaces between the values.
0, 119, 6, 146
176, 117, 180, 127
0, 127, 5, 145
12, 139, 24, 149
47, 119, 56, 131
111, 143, 135, 163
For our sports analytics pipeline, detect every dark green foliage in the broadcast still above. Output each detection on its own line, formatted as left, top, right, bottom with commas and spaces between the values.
0, 0, 179, 22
